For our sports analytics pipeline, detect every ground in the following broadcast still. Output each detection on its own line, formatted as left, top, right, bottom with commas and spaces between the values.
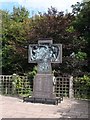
0, 95, 89, 118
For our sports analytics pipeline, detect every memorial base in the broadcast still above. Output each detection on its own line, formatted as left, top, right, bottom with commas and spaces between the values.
23, 96, 62, 105
23, 74, 63, 105
32, 74, 56, 99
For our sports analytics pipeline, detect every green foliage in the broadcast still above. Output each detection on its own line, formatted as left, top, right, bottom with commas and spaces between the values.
29, 8, 74, 44
72, 2, 90, 37
28, 6, 89, 76
12, 6, 29, 22
27, 66, 37, 78
66, 26, 75, 33
1, 8, 30, 74
1, 3, 90, 76
27, 66, 37, 91
12, 74, 31, 96
72, 1, 90, 73
74, 75, 90, 99
75, 51, 87, 60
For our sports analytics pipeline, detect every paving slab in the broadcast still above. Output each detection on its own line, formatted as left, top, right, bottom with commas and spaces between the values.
0, 95, 89, 118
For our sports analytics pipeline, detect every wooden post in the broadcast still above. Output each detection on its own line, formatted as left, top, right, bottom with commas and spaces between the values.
69, 76, 74, 98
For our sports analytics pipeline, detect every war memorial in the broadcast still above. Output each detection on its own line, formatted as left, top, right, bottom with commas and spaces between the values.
23, 39, 62, 104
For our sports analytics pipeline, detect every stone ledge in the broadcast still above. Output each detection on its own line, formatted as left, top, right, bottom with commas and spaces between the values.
23, 96, 62, 105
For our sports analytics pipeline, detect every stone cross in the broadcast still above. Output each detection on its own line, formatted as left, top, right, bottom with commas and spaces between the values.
28, 39, 62, 73
28, 39, 62, 100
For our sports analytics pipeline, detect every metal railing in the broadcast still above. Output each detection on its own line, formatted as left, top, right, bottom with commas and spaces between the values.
0, 75, 31, 96
0, 75, 89, 99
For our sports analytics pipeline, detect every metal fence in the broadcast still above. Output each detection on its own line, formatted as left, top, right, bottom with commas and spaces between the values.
0, 75, 31, 96
0, 75, 89, 99
55, 76, 73, 98
0, 75, 73, 98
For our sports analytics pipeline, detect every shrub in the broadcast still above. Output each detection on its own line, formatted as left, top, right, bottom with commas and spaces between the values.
74, 75, 90, 99
12, 74, 31, 96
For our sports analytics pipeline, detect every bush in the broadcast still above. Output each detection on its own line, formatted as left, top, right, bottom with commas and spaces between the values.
27, 66, 37, 91
74, 75, 90, 99
12, 74, 31, 96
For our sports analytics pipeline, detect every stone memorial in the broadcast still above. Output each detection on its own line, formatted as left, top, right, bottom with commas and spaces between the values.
23, 39, 62, 104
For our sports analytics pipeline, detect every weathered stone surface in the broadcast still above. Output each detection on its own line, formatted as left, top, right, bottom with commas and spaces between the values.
33, 74, 56, 99
28, 39, 62, 104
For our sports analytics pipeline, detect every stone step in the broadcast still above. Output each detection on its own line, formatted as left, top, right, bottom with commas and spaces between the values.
23, 96, 63, 105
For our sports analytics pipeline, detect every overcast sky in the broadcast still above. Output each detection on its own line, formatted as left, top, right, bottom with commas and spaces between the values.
0, 0, 82, 16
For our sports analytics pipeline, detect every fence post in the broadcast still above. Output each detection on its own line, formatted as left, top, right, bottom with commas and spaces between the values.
69, 76, 74, 98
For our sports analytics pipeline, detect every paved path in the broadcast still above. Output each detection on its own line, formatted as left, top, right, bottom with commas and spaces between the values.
0, 95, 89, 118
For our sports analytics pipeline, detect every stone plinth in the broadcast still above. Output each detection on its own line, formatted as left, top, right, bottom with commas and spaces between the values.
33, 74, 56, 99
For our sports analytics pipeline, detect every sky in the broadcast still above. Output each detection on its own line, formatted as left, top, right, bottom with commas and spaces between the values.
0, 0, 82, 17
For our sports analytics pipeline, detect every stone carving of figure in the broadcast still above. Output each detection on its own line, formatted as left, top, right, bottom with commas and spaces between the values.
31, 45, 59, 62
31, 45, 49, 61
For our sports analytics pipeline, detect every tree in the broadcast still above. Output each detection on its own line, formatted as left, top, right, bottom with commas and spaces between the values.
11, 6, 29, 22
28, 7, 88, 76
1, 7, 31, 74
1, 4, 89, 76
72, 1, 90, 73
